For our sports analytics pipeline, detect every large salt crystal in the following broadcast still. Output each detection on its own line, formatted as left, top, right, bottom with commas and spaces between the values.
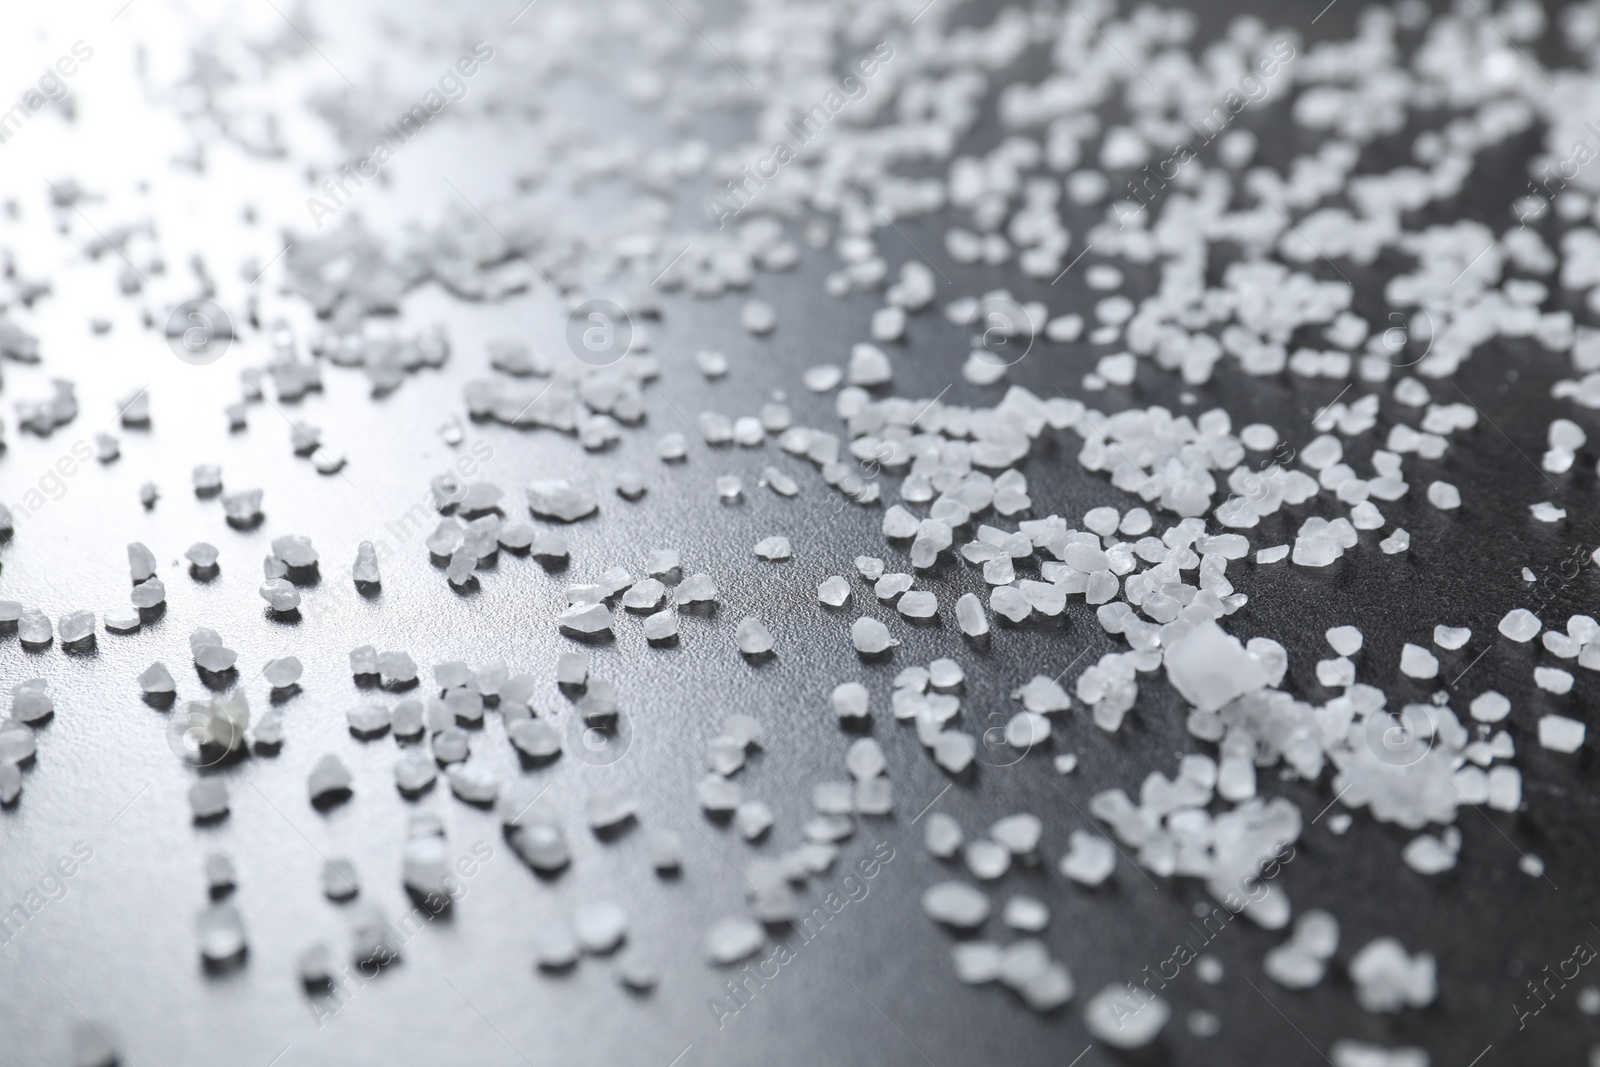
956, 593, 989, 636
832, 682, 869, 721
574, 901, 629, 953
1059, 831, 1116, 886
260, 579, 300, 611
0, 721, 37, 764
59, 611, 95, 643
308, 754, 353, 803
271, 535, 318, 568
676, 573, 719, 605
197, 902, 247, 962
128, 542, 157, 582
990, 586, 1032, 623
1539, 714, 1586, 753
1348, 938, 1436, 1011
378, 651, 417, 687
527, 479, 598, 521
922, 881, 989, 927
934, 732, 976, 773
1163, 621, 1269, 712
261, 657, 301, 689
189, 780, 229, 820
851, 617, 897, 654
558, 603, 613, 634
1398, 643, 1438, 679
705, 916, 765, 964
753, 536, 791, 561
11, 680, 53, 723
394, 751, 436, 792
448, 763, 500, 804
818, 576, 851, 606
898, 591, 938, 618
352, 542, 380, 583
736, 616, 774, 655
1084, 983, 1169, 1048
1497, 609, 1541, 642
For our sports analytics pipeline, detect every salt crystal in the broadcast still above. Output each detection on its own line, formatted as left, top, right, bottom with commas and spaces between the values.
1539, 714, 1586, 752
1006, 712, 1051, 748
705, 915, 765, 964
0, 764, 18, 804
352, 542, 380, 584
898, 591, 938, 618
58, 611, 95, 643
1379, 528, 1410, 554
260, 579, 300, 611
1059, 831, 1116, 886
128, 542, 157, 582
832, 682, 869, 721
753, 536, 791, 561
130, 579, 165, 608
818, 576, 851, 606
322, 859, 359, 899
347, 703, 391, 737
741, 300, 776, 334
527, 479, 598, 522
735, 801, 775, 839
9, 682, 51, 724
205, 852, 236, 893
378, 651, 418, 687
953, 942, 1004, 984
188, 780, 229, 819
934, 732, 976, 773
558, 603, 613, 634
1399, 643, 1438, 679
197, 902, 247, 962
1426, 481, 1461, 509
1326, 626, 1363, 656
269, 535, 318, 569
736, 616, 774, 655
0, 721, 37, 764
922, 881, 990, 928
618, 950, 659, 991
1498, 609, 1542, 642
1469, 690, 1511, 723
715, 475, 742, 500
991, 813, 1042, 853
1164, 621, 1269, 712
574, 901, 628, 953
1085, 983, 1168, 1047
956, 593, 988, 636
676, 573, 719, 605
846, 738, 887, 780
530, 922, 579, 970
394, 751, 436, 792
646, 831, 678, 870
851, 617, 897, 654
308, 754, 353, 803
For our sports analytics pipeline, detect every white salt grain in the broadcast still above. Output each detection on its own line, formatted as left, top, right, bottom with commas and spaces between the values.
1498, 609, 1542, 642
851, 617, 897, 654
1539, 714, 1586, 752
